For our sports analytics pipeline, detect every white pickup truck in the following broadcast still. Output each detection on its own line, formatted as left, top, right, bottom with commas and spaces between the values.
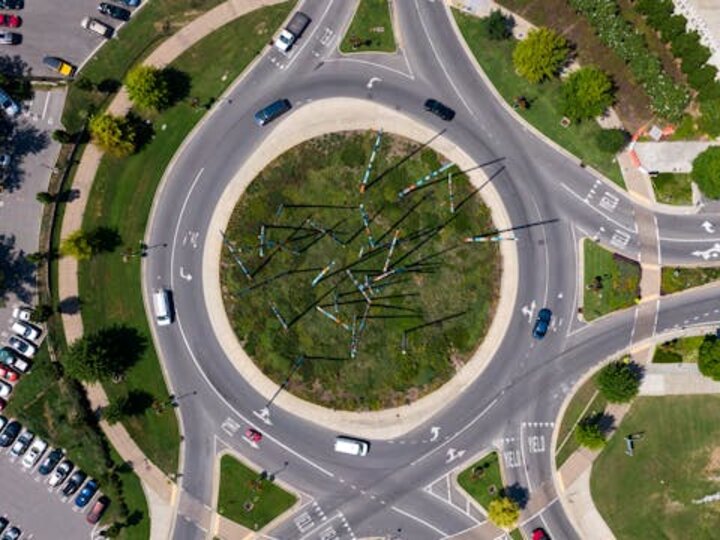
274, 11, 311, 52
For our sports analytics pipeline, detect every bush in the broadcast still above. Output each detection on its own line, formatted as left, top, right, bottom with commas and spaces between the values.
488, 496, 520, 529
575, 414, 606, 449
560, 66, 615, 121
512, 27, 569, 84
654, 348, 682, 363
699, 335, 720, 380
486, 9, 512, 41
595, 128, 629, 153
688, 65, 718, 92
124, 65, 170, 111
89, 114, 137, 157
692, 146, 720, 199
699, 99, 720, 138
36, 191, 55, 204
30, 304, 53, 323
596, 359, 640, 403
60, 230, 94, 261
51, 129, 72, 144
103, 395, 129, 425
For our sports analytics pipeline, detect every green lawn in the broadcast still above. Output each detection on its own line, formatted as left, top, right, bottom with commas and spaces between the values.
6, 346, 148, 538
653, 173, 693, 205
661, 267, 720, 295
583, 240, 640, 321
457, 452, 504, 510
653, 336, 704, 363
340, 0, 396, 53
77, 2, 296, 475
555, 375, 608, 467
452, 10, 625, 187
63, 0, 227, 132
591, 396, 720, 539
217, 455, 297, 530
221, 132, 500, 410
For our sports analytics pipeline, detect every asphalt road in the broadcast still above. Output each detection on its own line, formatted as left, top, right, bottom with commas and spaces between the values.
140, 1, 720, 539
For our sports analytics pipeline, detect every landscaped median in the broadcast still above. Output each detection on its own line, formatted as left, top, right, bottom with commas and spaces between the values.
661, 266, 720, 295
340, 0, 396, 53
582, 240, 640, 321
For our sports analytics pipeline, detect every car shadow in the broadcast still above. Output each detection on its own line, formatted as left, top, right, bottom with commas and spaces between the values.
0, 234, 36, 304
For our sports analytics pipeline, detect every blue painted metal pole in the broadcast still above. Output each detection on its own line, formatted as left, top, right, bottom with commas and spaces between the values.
360, 129, 383, 193
398, 162, 454, 198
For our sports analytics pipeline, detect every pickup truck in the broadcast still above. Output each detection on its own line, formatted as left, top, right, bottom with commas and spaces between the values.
274, 11, 311, 52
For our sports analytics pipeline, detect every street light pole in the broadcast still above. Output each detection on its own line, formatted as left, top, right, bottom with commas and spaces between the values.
254, 356, 305, 426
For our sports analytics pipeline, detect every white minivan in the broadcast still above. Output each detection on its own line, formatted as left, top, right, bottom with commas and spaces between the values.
334, 436, 370, 457
152, 289, 172, 326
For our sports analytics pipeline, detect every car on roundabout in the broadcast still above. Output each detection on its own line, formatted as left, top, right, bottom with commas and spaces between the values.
424, 98, 455, 121
532, 308, 553, 340
532, 528, 549, 540
245, 428, 262, 443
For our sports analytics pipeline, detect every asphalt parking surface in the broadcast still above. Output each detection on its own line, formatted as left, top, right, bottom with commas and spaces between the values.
4, 0, 122, 77
0, 441, 95, 539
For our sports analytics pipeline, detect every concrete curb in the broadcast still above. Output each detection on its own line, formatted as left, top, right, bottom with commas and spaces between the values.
203, 97, 519, 440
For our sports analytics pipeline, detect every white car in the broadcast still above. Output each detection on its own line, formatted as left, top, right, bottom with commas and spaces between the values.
49, 459, 73, 487
11, 306, 31, 322
0, 381, 11, 399
11, 430, 33, 457
81, 17, 114, 38
22, 438, 47, 469
0, 88, 18, 116
11, 321, 40, 341
7, 336, 36, 358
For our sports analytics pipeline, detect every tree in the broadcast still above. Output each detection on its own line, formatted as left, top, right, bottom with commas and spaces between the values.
36, 191, 55, 204
596, 360, 640, 403
51, 129, 72, 144
103, 394, 129, 424
25, 251, 47, 265
125, 65, 170, 111
30, 304, 53, 323
596, 128, 629, 153
574, 415, 606, 449
486, 9, 512, 41
699, 335, 720, 380
61, 229, 94, 260
89, 114, 137, 157
488, 496, 520, 529
512, 27, 569, 83
692, 146, 720, 199
560, 66, 615, 121
64, 326, 145, 382
699, 99, 720, 138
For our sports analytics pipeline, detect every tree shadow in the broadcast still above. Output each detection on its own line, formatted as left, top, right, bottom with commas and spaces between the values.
57, 188, 80, 203
57, 295, 82, 315
124, 390, 155, 416
97, 324, 147, 374
0, 54, 30, 79
88, 226, 122, 254
162, 67, 191, 108
0, 234, 36, 304
97, 78, 121, 94
1, 122, 50, 192
596, 412, 616, 435
502, 482, 530, 509
126, 112, 155, 152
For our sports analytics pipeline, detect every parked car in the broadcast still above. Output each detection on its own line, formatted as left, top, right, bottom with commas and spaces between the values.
0, 518, 6, 534
7, 336, 35, 358
0, 366, 18, 382
0, 153, 9, 168
0, 415, 7, 433
11, 320, 40, 341
0, 420, 20, 447
532, 528, 549, 540
0, 0, 22, 9
0, 88, 18, 116
75, 478, 98, 507
11, 306, 31, 321
62, 470, 86, 496
0, 14, 20, 27
10, 429, 33, 456
98, 2, 130, 20
39, 447, 63, 475
0, 399, 7, 412
532, 308, 553, 339
424, 98, 455, 121
42, 56, 76, 77
0, 348, 28, 373
119, 0, 140, 6
49, 459, 73, 487
0, 31, 18, 45
0, 381, 11, 399
1, 527, 20, 540
87, 496, 109, 524
81, 17, 113, 38
22, 437, 47, 468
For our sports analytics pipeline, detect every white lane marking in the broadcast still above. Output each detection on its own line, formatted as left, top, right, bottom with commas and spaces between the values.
445, 448, 466, 463
179, 267, 192, 281
702, 220, 715, 233
560, 183, 637, 233
391, 505, 448, 536
284, 0, 335, 72
41, 92, 51, 120
323, 56, 414, 79
169, 168, 334, 478
692, 243, 720, 260
430, 426, 440, 442
366, 76, 382, 89
519, 422, 533, 492
517, 497, 559, 526
521, 300, 536, 322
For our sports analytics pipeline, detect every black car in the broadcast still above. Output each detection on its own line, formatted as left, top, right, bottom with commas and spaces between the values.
98, 2, 130, 20
0, 420, 20, 447
0, 517, 7, 534
424, 98, 455, 121
62, 470, 86, 496
0, 0, 22, 9
39, 447, 63, 475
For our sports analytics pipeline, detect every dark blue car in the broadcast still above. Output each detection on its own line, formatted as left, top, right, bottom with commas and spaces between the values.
532, 308, 552, 339
254, 99, 291, 126
74, 478, 98, 508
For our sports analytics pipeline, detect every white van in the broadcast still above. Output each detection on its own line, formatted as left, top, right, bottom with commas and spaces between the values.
152, 289, 172, 326
334, 436, 369, 457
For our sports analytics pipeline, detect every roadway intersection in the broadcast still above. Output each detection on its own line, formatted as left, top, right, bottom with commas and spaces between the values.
141, 1, 720, 538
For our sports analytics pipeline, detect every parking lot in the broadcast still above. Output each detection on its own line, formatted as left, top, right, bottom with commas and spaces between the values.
6, 0, 130, 76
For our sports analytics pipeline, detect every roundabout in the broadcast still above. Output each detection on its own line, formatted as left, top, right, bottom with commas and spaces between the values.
135, 1, 720, 539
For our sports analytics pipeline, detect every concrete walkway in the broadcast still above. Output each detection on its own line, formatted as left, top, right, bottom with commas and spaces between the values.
640, 362, 720, 395
56, 1, 286, 538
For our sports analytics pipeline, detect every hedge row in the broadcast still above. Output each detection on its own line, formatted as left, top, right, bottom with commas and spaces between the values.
568, 0, 689, 121
636, 0, 720, 102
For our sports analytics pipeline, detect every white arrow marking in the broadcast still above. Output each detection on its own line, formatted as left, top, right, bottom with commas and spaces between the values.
366, 76, 382, 89
242, 436, 259, 449
692, 243, 720, 260
702, 220, 716, 234
179, 267, 192, 281
430, 427, 440, 442
446, 448, 466, 463
253, 407, 273, 426
521, 300, 536, 322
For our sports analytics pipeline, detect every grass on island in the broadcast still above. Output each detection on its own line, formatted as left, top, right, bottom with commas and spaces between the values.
452, 10, 625, 187
555, 374, 608, 467
77, 2, 296, 475
63, 0, 227, 132
221, 132, 500, 410
653, 336, 704, 363
652, 173, 693, 206
217, 455, 297, 530
340, 0, 396, 53
6, 346, 148, 538
661, 266, 720, 295
591, 396, 720, 539
583, 240, 641, 321
457, 452, 504, 510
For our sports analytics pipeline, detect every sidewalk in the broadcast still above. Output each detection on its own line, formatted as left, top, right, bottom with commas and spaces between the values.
56, 1, 286, 538
640, 362, 720, 395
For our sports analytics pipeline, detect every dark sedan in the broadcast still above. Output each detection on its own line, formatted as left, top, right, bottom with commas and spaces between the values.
98, 2, 130, 21
424, 98, 455, 121
532, 308, 553, 339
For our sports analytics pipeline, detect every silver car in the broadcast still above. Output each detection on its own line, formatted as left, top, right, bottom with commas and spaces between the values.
0, 32, 17, 45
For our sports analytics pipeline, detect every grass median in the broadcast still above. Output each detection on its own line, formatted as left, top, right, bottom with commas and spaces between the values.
583, 240, 640, 321
652, 173, 692, 205
653, 336, 704, 363
661, 266, 720, 295
77, 1, 296, 475
340, 0, 396, 53
452, 10, 625, 188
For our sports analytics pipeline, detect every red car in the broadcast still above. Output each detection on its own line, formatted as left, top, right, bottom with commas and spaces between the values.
0, 365, 19, 382
245, 428, 262, 443
0, 14, 20, 28
532, 528, 549, 540
87, 496, 109, 524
